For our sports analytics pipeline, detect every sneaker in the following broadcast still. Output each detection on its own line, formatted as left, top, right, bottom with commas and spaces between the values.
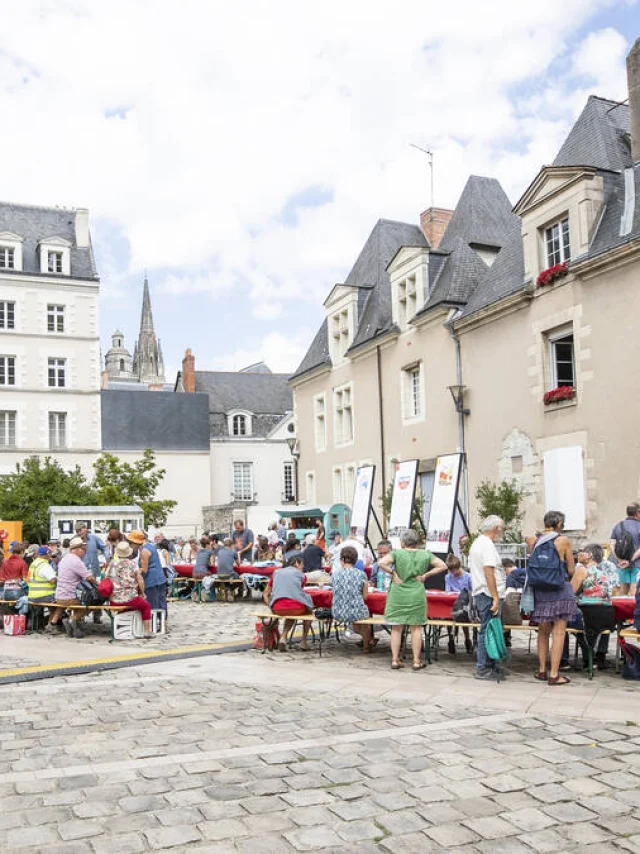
474, 669, 498, 681
62, 618, 74, 638
465, 638, 473, 655
92, 612, 102, 624
73, 626, 85, 639
448, 637, 456, 655
44, 623, 57, 634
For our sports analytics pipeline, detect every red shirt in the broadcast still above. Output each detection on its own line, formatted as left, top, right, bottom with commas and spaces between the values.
0, 555, 29, 582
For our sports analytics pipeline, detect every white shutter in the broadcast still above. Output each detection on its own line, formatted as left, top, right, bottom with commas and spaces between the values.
543, 446, 586, 530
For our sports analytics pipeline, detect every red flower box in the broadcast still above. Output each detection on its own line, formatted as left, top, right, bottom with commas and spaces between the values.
544, 385, 576, 405
537, 262, 568, 288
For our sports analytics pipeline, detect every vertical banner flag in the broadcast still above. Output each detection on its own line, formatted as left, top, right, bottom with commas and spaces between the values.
389, 460, 419, 531
350, 465, 375, 540
426, 453, 463, 553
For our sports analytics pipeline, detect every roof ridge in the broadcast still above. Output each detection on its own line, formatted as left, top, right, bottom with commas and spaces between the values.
195, 370, 291, 377
0, 200, 80, 213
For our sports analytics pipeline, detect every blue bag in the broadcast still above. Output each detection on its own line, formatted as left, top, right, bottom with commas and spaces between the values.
527, 533, 564, 591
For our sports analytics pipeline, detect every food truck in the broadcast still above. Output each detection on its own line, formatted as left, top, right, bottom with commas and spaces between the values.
276, 504, 350, 543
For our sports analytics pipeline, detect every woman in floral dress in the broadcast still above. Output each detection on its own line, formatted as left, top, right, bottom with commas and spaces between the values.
331, 545, 374, 652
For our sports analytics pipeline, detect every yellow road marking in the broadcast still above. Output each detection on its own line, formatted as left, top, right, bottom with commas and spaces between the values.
0, 638, 251, 678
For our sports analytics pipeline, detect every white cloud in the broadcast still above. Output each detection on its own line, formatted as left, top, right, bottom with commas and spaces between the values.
205, 332, 313, 374
0, 0, 635, 329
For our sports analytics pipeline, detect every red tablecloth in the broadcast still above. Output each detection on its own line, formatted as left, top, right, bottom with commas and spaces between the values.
173, 564, 278, 579
306, 588, 458, 619
612, 597, 636, 622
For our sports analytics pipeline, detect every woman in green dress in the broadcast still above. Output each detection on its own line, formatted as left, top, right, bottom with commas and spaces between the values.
378, 529, 447, 670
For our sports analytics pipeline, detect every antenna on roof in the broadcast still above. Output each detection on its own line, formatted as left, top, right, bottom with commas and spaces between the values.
606, 98, 629, 113
410, 143, 434, 218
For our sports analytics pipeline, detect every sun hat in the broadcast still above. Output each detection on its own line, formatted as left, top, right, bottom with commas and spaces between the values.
37, 546, 51, 556
127, 530, 145, 546
69, 536, 86, 550
115, 540, 133, 558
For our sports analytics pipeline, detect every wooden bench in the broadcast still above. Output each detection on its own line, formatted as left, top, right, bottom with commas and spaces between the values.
252, 608, 320, 655
25, 602, 164, 642
212, 578, 246, 603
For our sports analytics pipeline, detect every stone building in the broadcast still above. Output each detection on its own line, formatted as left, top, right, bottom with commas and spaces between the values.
290, 38, 640, 545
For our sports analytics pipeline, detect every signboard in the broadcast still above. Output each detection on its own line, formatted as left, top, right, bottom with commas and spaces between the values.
350, 465, 375, 540
389, 459, 419, 530
426, 453, 463, 553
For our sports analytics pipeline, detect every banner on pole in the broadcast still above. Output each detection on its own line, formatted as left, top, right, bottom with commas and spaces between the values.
426, 453, 463, 553
389, 459, 419, 532
350, 465, 375, 540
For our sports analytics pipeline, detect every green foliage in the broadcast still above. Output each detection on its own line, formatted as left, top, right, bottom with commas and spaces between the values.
474, 478, 525, 543
91, 449, 176, 527
0, 456, 95, 543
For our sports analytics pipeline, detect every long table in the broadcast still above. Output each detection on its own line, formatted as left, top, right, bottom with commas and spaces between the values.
307, 588, 458, 619
173, 564, 279, 579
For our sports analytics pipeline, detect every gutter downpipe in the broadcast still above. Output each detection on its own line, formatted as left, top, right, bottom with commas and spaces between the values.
445, 312, 470, 524
376, 344, 387, 500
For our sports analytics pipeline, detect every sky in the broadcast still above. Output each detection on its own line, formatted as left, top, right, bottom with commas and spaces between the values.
1, 0, 638, 380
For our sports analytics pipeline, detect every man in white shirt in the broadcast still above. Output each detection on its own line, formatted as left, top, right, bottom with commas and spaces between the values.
468, 515, 505, 680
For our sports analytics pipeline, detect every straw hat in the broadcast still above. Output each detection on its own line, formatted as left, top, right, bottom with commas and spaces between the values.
69, 536, 86, 550
127, 530, 145, 546
115, 540, 133, 558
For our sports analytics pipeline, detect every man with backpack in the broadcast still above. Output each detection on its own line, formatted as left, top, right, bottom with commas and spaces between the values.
610, 503, 640, 595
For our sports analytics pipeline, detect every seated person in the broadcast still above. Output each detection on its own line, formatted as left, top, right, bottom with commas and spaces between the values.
331, 546, 374, 652
370, 539, 392, 587
193, 536, 216, 579
216, 539, 240, 578
27, 546, 57, 610
282, 538, 303, 565
48, 537, 98, 638
573, 543, 615, 670
263, 555, 313, 652
302, 536, 325, 573
254, 535, 275, 562
0, 542, 29, 601
106, 541, 153, 637
444, 554, 473, 655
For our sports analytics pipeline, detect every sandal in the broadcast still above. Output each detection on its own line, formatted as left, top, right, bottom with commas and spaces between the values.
548, 675, 571, 686
391, 661, 404, 670
412, 662, 426, 671
534, 671, 548, 681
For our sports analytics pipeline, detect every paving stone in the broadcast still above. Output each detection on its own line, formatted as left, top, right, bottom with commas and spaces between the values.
528, 783, 573, 803
199, 818, 250, 840
59, 774, 99, 790
455, 797, 503, 818
286, 773, 330, 790
595, 770, 639, 789
281, 789, 334, 807
241, 795, 287, 814
58, 820, 106, 841
463, 815, 519, 839
330, 783, 371, 801
562, 823, 613, 844
476, 840, 531, 854
516, 827, 568, 853
144, 824, 202, 849
415, 802, 462, 824
327, 797, 378, 821
595, 815, 640, 836
579, 795, 632, 816
335, 818, 380, 842
284, 825, 344, 851
425, 822, 480, 847
373, 809, 428, 835
118, 794, 167, 814
288, 805, 334, 827
380, 832, 439, 852
155, 807, 203, 826
561, 776, 610, 796
236, 834, 296, 853
543, 802, 597, 824
242, 812, 294, 834
199, 800, 246, 821
482, 774, 528, 793
617, 836, 640, 853
408, 784, 455, 802
370, 791, 416, 811
90, 833, 146, 854
203, 785, 246, 801
501, 807, 556, 832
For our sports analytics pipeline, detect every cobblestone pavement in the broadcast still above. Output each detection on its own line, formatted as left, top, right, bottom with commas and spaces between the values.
1, 657, 640, 853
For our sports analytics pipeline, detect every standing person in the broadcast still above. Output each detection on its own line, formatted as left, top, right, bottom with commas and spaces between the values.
49, 537, 97, 638
75, 523, 109, 574
315, 521, 326, 551
610, 503, 640, 595
526, 510, 577, 686
105, 529, 123, 560
106, 541, 153, 637
327, 533, 344, 573
468, 515, 506, 681
331, 546, 374, 652
233, 520, 254, 564
370, 540, 392, 587
302, 536, 325, 572
127, 531, 167, 618
378, 529, 447, 671
267, 525, 279, 548
277, 519, 288, 541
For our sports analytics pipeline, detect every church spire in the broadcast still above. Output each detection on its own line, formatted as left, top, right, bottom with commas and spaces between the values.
139, 275, 155, 335
132, 275, 166, 385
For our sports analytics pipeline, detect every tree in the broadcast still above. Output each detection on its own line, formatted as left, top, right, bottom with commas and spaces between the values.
0, 456, 96, 543
475, 478, 525, 543
91, 449, 176, 527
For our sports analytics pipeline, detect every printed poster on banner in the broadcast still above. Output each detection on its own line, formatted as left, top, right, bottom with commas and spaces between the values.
426, 453, 462, 553
389, 459, 419, 535
350, 465, 375, 540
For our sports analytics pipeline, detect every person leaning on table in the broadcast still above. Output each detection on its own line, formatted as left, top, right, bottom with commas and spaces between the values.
263, 555, 313, 653
377, 529, 447, 671
47, 536, 97, 638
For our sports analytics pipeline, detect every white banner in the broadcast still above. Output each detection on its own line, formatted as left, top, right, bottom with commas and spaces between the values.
350, 465, 375, 537
389, 459, 419, 530
426, 453, 462, 553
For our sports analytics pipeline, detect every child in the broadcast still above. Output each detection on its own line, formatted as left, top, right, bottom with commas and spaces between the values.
445, 555, 473, 655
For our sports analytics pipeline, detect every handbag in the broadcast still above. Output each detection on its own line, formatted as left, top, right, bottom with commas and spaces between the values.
314, 608, 332, 620
501, 592, 523, 626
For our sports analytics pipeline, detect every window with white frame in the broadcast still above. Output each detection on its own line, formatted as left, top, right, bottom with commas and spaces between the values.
232, 462, 253, 500
397, 275, 418, 327
334, 384, 354, 445
305, 471, 316, 504
330, 308, 351, 361
0, 411, 16, 448
232, 414, 247, 436
0, 301, 15, 330
544, 217, 570, 267
333, 466, 344, 504
283, 461, 295, 502
0, 247, 15, 269
47, 304, 65, 333
402, 362, 424, 420
314, 394, 327, 451
0, 356, 16, 386
345, 464, 356, 504
48, 358, 66, 388
548, 329, 575, 389
48, 251, 63, 274
48, 412, 67, 449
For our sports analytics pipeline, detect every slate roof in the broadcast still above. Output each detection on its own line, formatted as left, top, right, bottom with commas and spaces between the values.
0, 202, 97, 279
439, 176, 520, 251
553, 96, 631, 173
291, 220, 427, 379
457, 221, 525, 318
194, 370, 293, 439
101, 390, 210, 451
419, 238, 488, 313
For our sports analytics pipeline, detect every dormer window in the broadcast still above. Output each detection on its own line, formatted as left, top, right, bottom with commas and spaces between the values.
228, 411, 252, 437
331, 309, 351, 361
38, 237, 71, 276
324, 284, 359, 365
398, 276, 417, 327
48, 251, 63, 274
0, 232, 24, 272
545, 217, 570, 267
388, 247, 429, 331
0, 247, 15, 269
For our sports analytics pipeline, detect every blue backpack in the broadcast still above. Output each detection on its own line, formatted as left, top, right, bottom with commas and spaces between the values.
527, 532, 564, 591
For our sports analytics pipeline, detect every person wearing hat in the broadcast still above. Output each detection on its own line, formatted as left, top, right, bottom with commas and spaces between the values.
28, 546, 58, 609
48, 536, 97, 638
105, 541, 153, 637
128, 531, 167, 617
74, 523, 109, 574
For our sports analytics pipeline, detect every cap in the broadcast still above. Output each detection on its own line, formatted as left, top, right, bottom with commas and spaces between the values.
37, 546, 51, 556
68, 536, 86, 550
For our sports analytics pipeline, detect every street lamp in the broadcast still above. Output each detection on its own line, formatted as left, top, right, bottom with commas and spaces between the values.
447, 384, 470, 416
286, 437, 299, 504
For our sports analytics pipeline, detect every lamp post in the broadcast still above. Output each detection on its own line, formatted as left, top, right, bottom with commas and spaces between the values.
447, 384, 470, 416
286, 437, 299, 504
447, 384, 470, 526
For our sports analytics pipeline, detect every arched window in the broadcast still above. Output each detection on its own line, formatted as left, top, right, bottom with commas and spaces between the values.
119, 359, 125, 371
232, 414, 246, 436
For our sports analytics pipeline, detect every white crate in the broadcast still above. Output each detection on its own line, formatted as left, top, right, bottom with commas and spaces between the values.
113, 610, 143, 640
151, 609, 166, 635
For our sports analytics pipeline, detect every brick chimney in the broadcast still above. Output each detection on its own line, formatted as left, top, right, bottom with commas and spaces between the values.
182, 348, 196, 393
627, 37, 640, 164
420, 207, 454, 250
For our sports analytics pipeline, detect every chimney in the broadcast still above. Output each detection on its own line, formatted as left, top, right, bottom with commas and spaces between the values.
182, 348, 196, 393
420, 207, 454, 250
100, 369, 109, 389
75, 208, 90, 247
627, 37, 640, 164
